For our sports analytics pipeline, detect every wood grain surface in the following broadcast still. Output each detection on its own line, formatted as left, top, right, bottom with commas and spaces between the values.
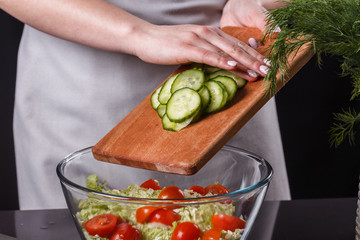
92, 27, 314, 175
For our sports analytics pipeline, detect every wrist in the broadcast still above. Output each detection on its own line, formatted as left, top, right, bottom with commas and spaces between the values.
114, 17, 153, 56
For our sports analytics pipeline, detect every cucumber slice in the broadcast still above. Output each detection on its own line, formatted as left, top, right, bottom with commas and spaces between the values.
166, 88, 201, 123
156, 104, 166, 118
205, 81, 226, 113
171, 69, 205, 93
211, 76, 237, 102
198, 86, 211, 112
158, 73, 179, 105
217, 81, 229, 109
204, 65, 221, 74
150, 85, 162, 110
190, 62, 204, 69
162, 114, 193, 132
209, 69, 247, 88
190, 107, 203, 123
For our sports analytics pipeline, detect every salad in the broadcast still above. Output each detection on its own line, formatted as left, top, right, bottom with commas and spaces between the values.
77, 175, 246, 240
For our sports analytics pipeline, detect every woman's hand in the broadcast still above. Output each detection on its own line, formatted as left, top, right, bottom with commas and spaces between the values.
130, 23, 270, 81
220, 0, 287, 31
0, 0, 272, 80
219, 0, 288, 80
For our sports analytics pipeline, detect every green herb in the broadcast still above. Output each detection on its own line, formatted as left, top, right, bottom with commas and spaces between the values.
263, 0, 360, 146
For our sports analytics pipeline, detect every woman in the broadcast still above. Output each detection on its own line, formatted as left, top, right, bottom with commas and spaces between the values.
1, 0, 290, 209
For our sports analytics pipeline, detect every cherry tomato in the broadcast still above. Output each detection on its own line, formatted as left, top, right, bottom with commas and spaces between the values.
188, 186, 206, 195
85, 213, 119, 237
140, 179, 162, 190
158, 186, 185, 199
171, 222, 202, 240
211, 214, 246, 232
109, 223, 142, 240
203, 228, 222, 240
204, 184, 229, 195
136, 206, 159, 223
148, 208, 181, 226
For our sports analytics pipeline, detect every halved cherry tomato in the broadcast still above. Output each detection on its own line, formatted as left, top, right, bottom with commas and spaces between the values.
109, 222, 142, 240
85, 213, 119, 237
136, 206, 159, 223
204, 184, 229, 195
188, 185, 206, 195
171, 222, 202, 240
203, 228, 222, 240
211, 214, 246, 232
158, 186, 185, 199
148, 208, 181, 226
140, 179, 162, 190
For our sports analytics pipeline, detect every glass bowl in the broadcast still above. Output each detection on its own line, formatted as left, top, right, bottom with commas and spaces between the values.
57, 145, 272, 240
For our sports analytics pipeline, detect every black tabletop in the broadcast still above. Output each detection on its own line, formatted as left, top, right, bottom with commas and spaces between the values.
0, 198, 357, 240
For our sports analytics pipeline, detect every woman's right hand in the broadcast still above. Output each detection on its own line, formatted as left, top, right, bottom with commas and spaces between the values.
0, 0, 268, 80
129, 23, 269, 81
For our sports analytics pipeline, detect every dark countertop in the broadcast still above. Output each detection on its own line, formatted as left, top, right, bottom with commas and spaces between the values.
0, 198, 357, 240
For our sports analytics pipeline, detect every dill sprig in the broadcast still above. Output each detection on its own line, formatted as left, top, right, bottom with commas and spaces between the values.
263, 0, 360, 147
329, 109, 360, 147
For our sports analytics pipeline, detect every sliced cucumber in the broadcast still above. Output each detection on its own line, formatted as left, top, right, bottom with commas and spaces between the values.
166, 88, 201, 123
204, 65, 221, 74
156, 104, 166, 118
217, 81, 228, 109
190, 107, 203, 123
211, 76, 237, 102
158, 73, 179, 105
162, 114, 193, 132
205, 81, 226, 113
150, 85, 162, 109
151, 66, 248, 132
209, 69, 247, 89
171, 69, 205, 93
198, 86, 211, 112
190, 62, 204, 69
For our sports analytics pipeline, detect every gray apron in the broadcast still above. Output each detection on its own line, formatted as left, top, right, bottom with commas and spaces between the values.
14, 0, 290, 210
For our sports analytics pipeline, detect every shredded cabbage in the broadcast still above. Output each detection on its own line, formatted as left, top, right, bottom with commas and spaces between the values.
77, 175, 243, 240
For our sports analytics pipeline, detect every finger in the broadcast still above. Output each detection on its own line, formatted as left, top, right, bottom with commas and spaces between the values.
230, 69, 260, 82
184, 44, 240, 70
207, 28, 270, 75
184, 44, 268, 80
181, 36, 241, 69
223, 40, 269, 77
215, 28, 265, 61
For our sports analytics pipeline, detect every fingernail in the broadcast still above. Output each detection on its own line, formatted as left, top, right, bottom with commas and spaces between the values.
260, 65, 269, 75
227, 60, 238, 67
264, 58, 271, 66
247, 70, 259, 78
248, 38, 258, 48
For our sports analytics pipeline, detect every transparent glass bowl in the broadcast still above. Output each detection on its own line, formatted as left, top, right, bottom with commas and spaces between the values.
57, 145, 272, 240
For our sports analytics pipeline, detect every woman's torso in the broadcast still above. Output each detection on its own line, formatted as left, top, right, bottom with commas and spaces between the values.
14, 0, 289, 210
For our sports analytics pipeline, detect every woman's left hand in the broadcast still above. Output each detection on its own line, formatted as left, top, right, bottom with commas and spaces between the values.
220, 0, 287, 31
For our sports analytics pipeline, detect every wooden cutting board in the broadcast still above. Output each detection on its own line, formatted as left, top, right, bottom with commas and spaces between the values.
92, 27, 313, 175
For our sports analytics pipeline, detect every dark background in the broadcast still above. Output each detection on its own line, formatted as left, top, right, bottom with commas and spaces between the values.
1, 10, 359, 210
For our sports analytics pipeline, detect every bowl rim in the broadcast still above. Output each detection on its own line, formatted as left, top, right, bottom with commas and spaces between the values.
56, 145, 273, 203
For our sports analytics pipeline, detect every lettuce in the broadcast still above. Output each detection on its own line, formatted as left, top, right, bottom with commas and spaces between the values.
78, 175, 242, 240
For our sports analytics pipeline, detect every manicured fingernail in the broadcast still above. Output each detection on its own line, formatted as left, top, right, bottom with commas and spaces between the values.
247, 70, 259, 78
227, 60, 238, 67
248, 38, 258, 48
264, 58, 271, 66
260, 65, 269, 74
